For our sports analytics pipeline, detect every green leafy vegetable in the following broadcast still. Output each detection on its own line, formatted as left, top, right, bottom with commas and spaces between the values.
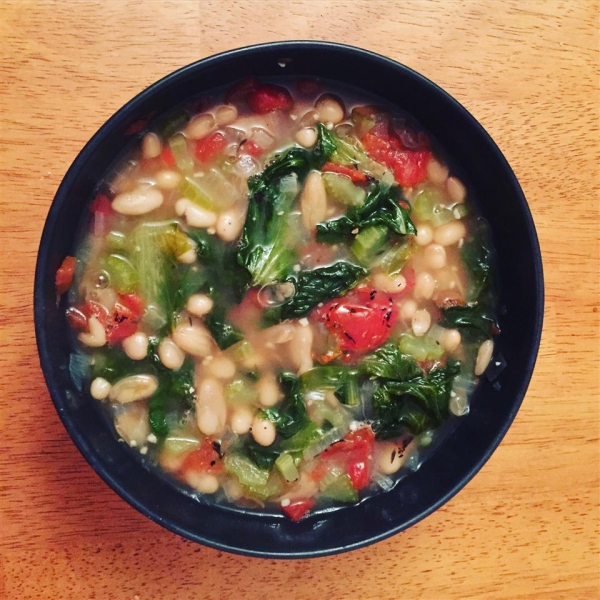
279, 262, 367, 319
360, 343, 422, 380
316, 181, 416, 244
260, 373, 309, 439
313, 123, 337, 167
461, 219, 494, 303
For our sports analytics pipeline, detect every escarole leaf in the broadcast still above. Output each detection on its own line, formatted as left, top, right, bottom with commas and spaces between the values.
360, 343, 422, 381
316, 181, 416, 244
280, 261, 367, 319
260, 373, 309, 439
237, 147, 312, 286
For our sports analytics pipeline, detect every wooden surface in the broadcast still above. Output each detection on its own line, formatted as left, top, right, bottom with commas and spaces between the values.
1, 1, 598, 598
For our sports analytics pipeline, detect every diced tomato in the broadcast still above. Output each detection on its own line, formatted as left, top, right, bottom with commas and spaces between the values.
296, 78, 322, 97
194, 132, 227, 163
224, 77, 259, 105
81, 300, 109, 327
240, 139, 263, 158
362, 130, 431, 187
322, 427, 375, 491
117, 292, 144, 319
105, 294, 144, 345
66, 307, 88, 330
282, 499, 315, 521
313, 288, 398, 354
321, 162, 369, 184
161, 147, 176, 168
55, 256, 76, 296
181, 438, 223, 475
247, 84, 293, 114
89, 194, 113, 216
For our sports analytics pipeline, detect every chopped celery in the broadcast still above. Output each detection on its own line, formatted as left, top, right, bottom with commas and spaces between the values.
318, 466, 345, 492
280, 422, 324, 454
225, 379, 257, 404
376, 238, 414, 276
275, 452, 299, 482
300, 366, 359, 392
163, 435, 200, 454
244, 473, 284, 501
224, 453, 270, 488
322, 172, 366, 207
169, 133, 194, 172
398, 333, 444, 362
101, 254, 138, 293
329, 135, 388, 181
158, 224, 195, 258
179, 176, 217, 210
351, 224, 389, 265
105, 231, 127, 252
431, 204, 455, 227
309, 400, 351, 428
413, 189, 442, 221
320, 473, 359, 503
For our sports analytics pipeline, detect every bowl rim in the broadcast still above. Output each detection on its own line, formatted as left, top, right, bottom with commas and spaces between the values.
34, 40, 544, 558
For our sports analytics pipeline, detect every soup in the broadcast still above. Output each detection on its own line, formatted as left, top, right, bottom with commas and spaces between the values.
56, 78, 498, 520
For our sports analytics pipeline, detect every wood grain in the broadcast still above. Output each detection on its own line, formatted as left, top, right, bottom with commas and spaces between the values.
1, 1, 598, 598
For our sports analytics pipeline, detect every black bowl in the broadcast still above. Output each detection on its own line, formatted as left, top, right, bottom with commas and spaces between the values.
34, 41, 543, 558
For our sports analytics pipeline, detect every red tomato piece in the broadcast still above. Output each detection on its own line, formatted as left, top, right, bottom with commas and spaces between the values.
362, 130, 431, 187
55, 256, 76, 296
240, 139, 263, 158
321, 162, 369, 184
247, 84, 293, 114
282, 499, 315, 521
194, 132, 227, 163
81, 300, 109, 327
313, 288, 398, 353
117, 293, 145, 319
89, 194, 113, 216
224, 77, 259, 105
161, 147, 176, 168
181, 438, 223, 475
105, 296, 143, 345
66, 307, 88, 330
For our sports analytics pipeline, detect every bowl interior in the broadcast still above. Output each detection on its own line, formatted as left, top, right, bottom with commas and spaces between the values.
34, 41, 543, 558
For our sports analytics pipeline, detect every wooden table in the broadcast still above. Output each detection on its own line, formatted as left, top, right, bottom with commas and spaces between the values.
1, 1, 598, 598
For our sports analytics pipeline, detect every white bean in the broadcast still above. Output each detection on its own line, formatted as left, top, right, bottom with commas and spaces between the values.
158, 337, 185, 370
216, 209, 244, 242
215, 104, 238, 126
90, 377, 111, 400
415, 223, 433, 246
290, 324, 313, 375
315, 94, 345, 124
447, 176, 467, 204
423, 243, 447, 270
377, 440, 414, 475
115, 404, 151, 447
195, 377, 227, 436
141, 132, 161, 159
172, 322, 214, 358
474, 339, 494, 376
372, 272, 407, 295
295, 127, 318, 148
78, 315, 106, 347
300, 171, 327, 232
230, 406, 254, 435
440, 328, 462, 353
186, 293, 214, 317
185, 113, 215, 140
257, 374, 282, 407
112, 186, 163, 216
109, 374, 158, 404
299, 109, 320, 127
427, 158, 449, 185
399, 299, 417, 321
154, 169, 182, 190
186, 472, 220, 494
183, 202, 218, 228
251, 416, 277, 447
412, 309, 431, 337
122, 332, 149, 361
178, 248, 197, 264
414, 271, 436, 299
206, 355, 236, 380
433, 220, 467, 246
